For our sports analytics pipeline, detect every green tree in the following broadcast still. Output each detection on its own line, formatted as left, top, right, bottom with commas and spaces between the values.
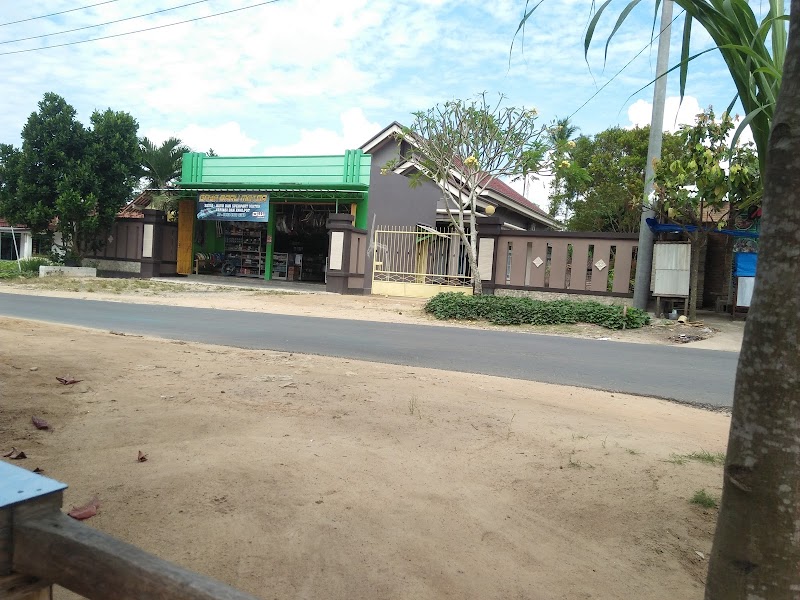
550, 126, 682, 232
386, 94, 548, 294
519, 0, 787, 176
6, 93, 88, 234
139, 136, 190, 190
0, 93, 140, 262
653, 108, 761, 320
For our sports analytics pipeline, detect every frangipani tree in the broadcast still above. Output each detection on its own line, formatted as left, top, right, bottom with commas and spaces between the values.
385, 94, 549, 294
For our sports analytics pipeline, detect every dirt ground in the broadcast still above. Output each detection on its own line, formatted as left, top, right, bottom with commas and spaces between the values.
0, 277, 744, 350
1, 318, 730, 599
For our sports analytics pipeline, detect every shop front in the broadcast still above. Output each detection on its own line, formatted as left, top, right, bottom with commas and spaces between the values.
178, 150, 370, 282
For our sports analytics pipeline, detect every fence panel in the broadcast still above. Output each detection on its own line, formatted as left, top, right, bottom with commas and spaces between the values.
481, 229, 638, 298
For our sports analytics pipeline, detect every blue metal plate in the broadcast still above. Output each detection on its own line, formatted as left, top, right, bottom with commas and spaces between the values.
0, 462, 67, 508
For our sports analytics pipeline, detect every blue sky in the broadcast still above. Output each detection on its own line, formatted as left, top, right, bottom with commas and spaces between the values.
0, 0, 750, 204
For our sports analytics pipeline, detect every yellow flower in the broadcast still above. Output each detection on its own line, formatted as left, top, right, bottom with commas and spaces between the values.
559, 159, 571, 169
464, 155, 479, 169
567, 140, 576, 149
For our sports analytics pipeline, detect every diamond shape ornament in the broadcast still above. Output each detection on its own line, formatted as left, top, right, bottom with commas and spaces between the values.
595, 259, 607, 271
533, 256, 544, 268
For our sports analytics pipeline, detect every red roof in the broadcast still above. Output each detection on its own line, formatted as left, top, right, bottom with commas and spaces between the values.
480, 175, 550, 218
117, 191, 152, 218
0, 218, 28, 229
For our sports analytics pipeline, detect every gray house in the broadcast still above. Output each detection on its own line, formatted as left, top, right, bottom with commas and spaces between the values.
359, 122, 559, 233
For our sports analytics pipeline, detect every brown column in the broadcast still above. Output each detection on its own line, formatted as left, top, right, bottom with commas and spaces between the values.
475, 217, 504, 295
326, 214, 356, 294
140, 209, 166, 278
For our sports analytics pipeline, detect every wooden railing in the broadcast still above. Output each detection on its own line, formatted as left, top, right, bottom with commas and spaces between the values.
1, 463, 259, 600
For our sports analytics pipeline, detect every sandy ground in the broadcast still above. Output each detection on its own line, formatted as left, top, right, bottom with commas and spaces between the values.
1, 318, 730, 599
0, 277, 744, 351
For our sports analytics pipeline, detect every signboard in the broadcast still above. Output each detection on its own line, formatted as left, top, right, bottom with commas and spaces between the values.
196, 192, 269, 222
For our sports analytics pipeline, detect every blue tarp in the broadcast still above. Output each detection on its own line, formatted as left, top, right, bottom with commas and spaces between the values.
645, 218, 759, 238
734, 252, 758, 277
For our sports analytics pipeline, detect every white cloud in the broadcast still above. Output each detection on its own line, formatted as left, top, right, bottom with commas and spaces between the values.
626, 95, 703, 131
627, 95, 755, 145
261, 108, 382, 156
143, 122, 260, 156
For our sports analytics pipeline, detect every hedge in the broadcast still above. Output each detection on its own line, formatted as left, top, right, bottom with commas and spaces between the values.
424, 292, 650, 330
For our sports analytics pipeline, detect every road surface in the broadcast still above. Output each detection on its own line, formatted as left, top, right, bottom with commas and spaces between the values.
0, 293, 738, 407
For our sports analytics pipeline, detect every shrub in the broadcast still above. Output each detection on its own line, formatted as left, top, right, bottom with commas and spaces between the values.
0, 257, 51, 279
424, 292, 650, 330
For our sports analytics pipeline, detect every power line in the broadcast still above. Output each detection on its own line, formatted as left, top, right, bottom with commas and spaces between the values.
568, 9, 683, 121
0, 1, 125, 28
0, 0, 282, 57
0, 0, 212, 47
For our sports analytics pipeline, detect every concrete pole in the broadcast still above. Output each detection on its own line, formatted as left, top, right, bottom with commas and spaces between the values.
632, 0, 673, 310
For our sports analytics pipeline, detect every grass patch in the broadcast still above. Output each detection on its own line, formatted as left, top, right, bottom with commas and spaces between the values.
667, 450, 726, 466
0, 258, 51, 279
690, 489, 718, 509
424, 293, 650, 330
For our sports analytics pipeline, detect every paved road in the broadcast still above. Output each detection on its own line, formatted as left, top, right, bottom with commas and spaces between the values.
0, 293, 738, 407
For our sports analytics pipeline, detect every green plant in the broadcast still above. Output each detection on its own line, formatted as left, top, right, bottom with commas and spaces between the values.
408, 395, 419, 416
691, 489, 719, 509
424, 293, 650, 330
0, 258, 51, 279
669, 450, 726, 466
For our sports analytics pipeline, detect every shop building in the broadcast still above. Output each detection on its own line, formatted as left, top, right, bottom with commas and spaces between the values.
177, 150, 370, 282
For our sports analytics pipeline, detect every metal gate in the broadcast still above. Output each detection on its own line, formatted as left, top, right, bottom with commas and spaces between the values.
371, 226, 472, 298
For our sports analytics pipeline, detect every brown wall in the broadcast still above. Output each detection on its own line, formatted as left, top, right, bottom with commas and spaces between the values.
485, 228, 638, 297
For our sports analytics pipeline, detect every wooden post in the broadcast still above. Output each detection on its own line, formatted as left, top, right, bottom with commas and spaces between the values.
1, 463, 260, 600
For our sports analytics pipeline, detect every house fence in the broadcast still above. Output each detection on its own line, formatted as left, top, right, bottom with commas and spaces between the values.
83, 209, 177, 277
476, 218, 638, 300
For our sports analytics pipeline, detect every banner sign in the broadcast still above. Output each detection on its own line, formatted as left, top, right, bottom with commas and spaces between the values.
196, 192, 269, 222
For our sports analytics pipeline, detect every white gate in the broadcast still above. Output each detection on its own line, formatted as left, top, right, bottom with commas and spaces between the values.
371, 226, 472, 298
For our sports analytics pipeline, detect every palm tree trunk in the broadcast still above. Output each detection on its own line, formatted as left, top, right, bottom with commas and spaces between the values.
705, 3, 800, 597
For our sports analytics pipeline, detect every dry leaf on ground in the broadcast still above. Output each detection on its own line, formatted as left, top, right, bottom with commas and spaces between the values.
137, 451, 148, 462
68, 496, 100, 520
56, 376, 83, 385
3, 447, 27, 459
32, 416, 50, 430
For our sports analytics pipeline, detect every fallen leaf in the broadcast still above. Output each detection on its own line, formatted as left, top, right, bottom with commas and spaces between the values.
32, 416, 50, 430
3, 447, 27, 459
56, 376, 83, 385
68, 496, 100, 520
137, 451, 148, 463
33, 467, 44, 473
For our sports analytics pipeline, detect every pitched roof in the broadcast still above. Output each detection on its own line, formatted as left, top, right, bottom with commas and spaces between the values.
480, 176, 551, 218
117, 191, 152, 218
360, 122, 554, 223
0, 217, 28, 229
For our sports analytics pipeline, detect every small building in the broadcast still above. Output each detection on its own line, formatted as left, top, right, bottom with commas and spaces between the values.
0, 218, 32, 260
177, 151, 371, 281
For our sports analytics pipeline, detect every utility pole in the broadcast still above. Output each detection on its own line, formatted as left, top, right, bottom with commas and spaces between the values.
632, 0, 673, 310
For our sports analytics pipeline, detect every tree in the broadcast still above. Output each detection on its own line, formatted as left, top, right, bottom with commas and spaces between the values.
386, 94, 548, 294
549, 126, 682, 232
519, 0, 787, 176
541, 117, 588, 222
518, 2, 800, 597
0, 93, 140, 262
139, 136, 190, 190
703, 3, 800, 596
653, 108, 761, 320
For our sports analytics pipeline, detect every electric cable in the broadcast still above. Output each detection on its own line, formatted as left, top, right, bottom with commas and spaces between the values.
0, 0, 124, 28
0, 0, 282, 57
0, 0, 213, 46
